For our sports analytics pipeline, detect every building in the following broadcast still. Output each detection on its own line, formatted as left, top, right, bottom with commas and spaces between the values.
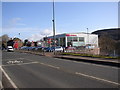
44, 32, 98, 48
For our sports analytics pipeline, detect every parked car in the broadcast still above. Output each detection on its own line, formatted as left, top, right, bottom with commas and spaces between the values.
35, 46, 43, 51
65, 46, 76, 52
54, 46, 63, 52
20, 46, 27, 50
44, 47, 54, 52
7, 46, 14, 52
30, 47, 36, 50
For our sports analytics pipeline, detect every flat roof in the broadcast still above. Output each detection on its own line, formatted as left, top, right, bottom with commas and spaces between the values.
47, 32, 98, 39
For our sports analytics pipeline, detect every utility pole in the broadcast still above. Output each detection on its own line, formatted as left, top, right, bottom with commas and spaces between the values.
52, 0, 56, 55
87, 28, 89, 45
18, 33, 20, 39
87, 28, 89, 53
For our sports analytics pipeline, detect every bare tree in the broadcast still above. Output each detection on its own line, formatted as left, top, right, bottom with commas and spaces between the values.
2, 34, 9, 43
1, 34, 9, 49
99, 36, 116, 55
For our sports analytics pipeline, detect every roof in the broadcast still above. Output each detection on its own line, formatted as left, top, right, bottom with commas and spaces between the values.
47, 32, 98, 39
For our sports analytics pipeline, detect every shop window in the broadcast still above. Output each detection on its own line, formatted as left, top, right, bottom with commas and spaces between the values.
60, 37, 65, 47
79, 37, 84, 42
72, 37, 78, 41
67, 37, 73, 42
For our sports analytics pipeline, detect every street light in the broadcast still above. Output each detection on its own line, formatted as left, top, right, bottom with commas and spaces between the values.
87, 28, 89, 45
18, 33, 20, 39
87, 28, 89, 52
52, 0, 56, 55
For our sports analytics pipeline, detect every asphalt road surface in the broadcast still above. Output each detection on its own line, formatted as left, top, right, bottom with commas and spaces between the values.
1, 51, 119, 88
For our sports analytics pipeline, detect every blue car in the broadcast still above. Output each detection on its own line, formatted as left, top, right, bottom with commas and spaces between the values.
44, 47, 54, 52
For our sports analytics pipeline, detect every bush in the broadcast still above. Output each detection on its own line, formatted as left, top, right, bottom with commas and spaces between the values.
62, 52, 118, 59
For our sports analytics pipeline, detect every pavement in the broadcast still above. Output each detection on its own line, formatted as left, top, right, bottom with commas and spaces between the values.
1, 51, 119, 88
17, 50, 120, 68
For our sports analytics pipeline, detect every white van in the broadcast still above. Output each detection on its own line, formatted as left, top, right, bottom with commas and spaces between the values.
7, 46, 14, 52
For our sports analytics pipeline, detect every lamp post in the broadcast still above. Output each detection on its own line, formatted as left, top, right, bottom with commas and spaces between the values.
87, 28, 89, 53
87, 28, 89, 45
18, 33, 20, 39
52, 0, 56, 55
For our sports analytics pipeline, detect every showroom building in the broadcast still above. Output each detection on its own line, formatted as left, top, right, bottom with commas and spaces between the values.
44, 32, 98, 48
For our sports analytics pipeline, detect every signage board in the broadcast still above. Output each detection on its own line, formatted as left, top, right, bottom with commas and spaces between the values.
72, 42, 85, 46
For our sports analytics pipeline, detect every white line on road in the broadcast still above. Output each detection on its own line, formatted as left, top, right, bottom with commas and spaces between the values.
3, 62, 39, 67
3, 58, 25, 61
57, 58, 119, 69
40, 63, 60, 69
0, 66, 18, 88
72, 60, 119, 69
75, 72, 120, 86
0, 81, 3, 89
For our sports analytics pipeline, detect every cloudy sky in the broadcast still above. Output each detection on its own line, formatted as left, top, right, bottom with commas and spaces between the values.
2, 1, 118, 41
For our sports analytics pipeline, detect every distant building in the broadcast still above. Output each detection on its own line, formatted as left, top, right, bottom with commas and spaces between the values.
44, 32, 98, 48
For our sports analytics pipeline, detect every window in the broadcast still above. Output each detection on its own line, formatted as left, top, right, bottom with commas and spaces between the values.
72, 37, 78, 41
60, 37, 65, 47
67, 37, 73, 42
79, 37, 84, 42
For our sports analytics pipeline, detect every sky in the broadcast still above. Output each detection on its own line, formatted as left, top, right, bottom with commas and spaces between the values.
1, 1, 118, 41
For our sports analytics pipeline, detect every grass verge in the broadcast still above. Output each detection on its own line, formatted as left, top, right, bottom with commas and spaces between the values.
62, 52, 120, 59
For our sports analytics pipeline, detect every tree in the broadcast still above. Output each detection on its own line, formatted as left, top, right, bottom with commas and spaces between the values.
13, 37, 23, 48
2, 34, 9, 43
99, 36, 116, 55
1, 34, 9, 49
115, 41, 120, 56
23, 39, 28, 46
7, 39, 14, 46
13, 37, 21, 41
26, 41, 31, 47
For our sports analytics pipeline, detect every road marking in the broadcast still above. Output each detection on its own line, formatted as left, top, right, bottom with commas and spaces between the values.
57, 58, 119, 69
0, 66, 18, 88
0, 81, 3, 89
7, 60, 23, 64
75, 72, 120, 86
40, 63, 60, 69
72, 61, 119, 69
3, 58, 25, 61
61, 56, 119, 63
3, 62, 39, 67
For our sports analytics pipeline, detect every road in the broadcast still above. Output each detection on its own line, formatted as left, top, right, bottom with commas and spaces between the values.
1, 51, 119, 88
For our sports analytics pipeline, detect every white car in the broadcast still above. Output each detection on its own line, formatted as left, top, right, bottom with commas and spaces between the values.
7, 46, 14, 52
55, 46, 63, 52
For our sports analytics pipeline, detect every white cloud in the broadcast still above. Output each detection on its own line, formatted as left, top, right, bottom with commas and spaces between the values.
9, 18, 22, 27
28, 33, 43, 41
11, 18, 22, 23
41, 29, 53, 36
16, 23, 26, 26
2, 27, 62, 41
5, 17, 26, 28
2, 27, 40, 33
28, 29, 53, 41
28, 28, 62, 41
